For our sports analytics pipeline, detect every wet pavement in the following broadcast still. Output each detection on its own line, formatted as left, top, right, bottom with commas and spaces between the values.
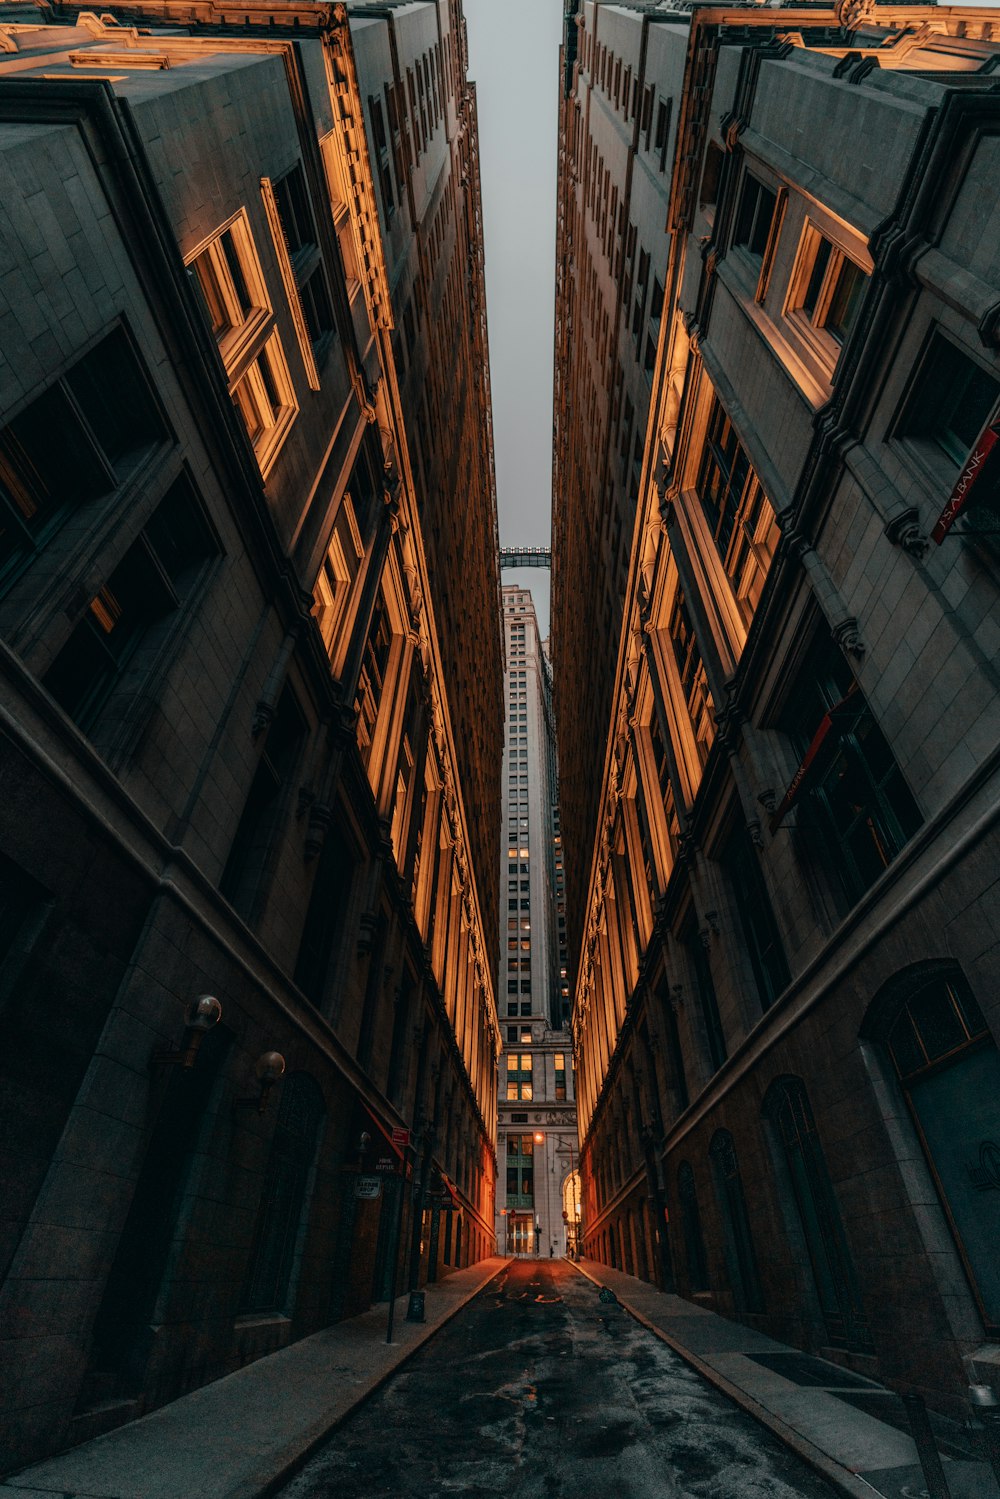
278, 1259, 841, 1499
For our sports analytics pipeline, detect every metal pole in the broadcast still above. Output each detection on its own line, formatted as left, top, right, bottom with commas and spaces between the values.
901, 1393, 952, 1499
385, 1149, 410, 1344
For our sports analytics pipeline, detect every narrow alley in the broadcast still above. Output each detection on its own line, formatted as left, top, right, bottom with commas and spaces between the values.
278, 1261, 838, 1499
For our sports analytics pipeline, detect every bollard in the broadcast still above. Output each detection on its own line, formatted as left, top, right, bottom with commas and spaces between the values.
968, 1385, 1000, 1488
901, 1392, 952, 1499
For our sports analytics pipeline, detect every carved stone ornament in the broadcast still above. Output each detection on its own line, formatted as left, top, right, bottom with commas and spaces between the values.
884, 508, 929, 559
304, 802, 331, 862
832, 616, 865, 659
834, 0, 877, 29
250, 688, 277, 737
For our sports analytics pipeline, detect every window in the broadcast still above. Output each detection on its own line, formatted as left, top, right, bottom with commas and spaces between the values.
721, 820, 789, 1014
697, 395, 779, 627
506, 1133, 534, 1205
865, 967, 1000, 1332
677, 1161, 709, 1293
554, 1053, 567, 1101
44, 476, 216, 748
220, 684, 306, 919
188, 212, 297, 475
788, 224, 867, 352
668, 585, 715, 769
271, 165, 335, 354
354, 597, 392, 768
733, 175, 777, 260
709, 1129, 764, 1314
240, 1073, 325, 1314
900, 333, 1000, 471
0, 328, 165, 587
320, 133, 363, 302
654, 99, 671, 172
763, 1077, 872, 1351
312, 493, 364, 665
369, 97, 396, 219
699, 142, 723, 212
682, 911, 727, 1074
778, 636, 921, 908
506, 1052, 533, 1100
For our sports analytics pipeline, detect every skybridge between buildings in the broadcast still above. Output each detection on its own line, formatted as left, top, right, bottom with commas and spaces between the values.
499, 547, 551, 569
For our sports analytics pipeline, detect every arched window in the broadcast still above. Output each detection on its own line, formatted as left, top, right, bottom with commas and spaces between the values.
240, 1072, 325, 1315
762, 1077, 872, 1351
863, 966, 1000, 1335
677, 1161, 709, 1293
709, 1128, 764, 1313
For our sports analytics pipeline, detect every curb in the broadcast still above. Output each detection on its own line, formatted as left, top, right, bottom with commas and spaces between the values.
255, 1258, 512, 1499
567, 1260, 879, 1499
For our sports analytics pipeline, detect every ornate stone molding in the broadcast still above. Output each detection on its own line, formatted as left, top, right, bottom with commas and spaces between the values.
884, 507, 929, 559
832, 616, 865, 660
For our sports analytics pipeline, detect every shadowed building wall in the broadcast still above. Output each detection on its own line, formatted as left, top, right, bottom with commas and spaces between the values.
0, 0, 500, 1470
552, 0, 1000, 1416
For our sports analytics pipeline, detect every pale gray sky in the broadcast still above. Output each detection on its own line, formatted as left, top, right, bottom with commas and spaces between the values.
465, 0, 563, 632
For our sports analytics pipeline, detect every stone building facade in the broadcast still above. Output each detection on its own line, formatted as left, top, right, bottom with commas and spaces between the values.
495, 587, 578, 1260
553, 0, 1000, 1413
0, 0, 500, 1470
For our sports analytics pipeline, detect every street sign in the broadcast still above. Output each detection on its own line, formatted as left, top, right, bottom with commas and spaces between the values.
391, 1127, 410, 1149
355, 1175, 382, 1200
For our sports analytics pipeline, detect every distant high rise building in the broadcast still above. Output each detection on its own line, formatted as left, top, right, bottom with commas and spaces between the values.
553, 0, 1000, 1410
496, 586, 578, 1259
0, 0, 500, 1469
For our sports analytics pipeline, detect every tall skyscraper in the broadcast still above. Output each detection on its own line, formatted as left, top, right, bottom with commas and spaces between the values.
496, 586, 578, 1259
0, 0, 500, 1469
552, 0, 1000, 1410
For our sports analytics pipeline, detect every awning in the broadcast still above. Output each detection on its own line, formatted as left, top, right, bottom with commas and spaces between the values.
932, 414, 1000, 544
770, 687, 860, 832
361, 1101, 409, 1176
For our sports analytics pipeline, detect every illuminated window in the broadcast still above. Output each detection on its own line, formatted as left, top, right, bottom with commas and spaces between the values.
188, 211, 297, 475
668, 585, 715, 769
697, 396, 779, 627
554, 1053, 567, 1101
354, 597, 391, 767
506, 1052, 533, 1100
311, 493, 364, 663
785, 223, 867, 369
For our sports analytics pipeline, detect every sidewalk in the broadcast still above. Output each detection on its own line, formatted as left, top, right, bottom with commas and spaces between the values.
571, 1257, 998, 1499
1, 1257, 508, 1499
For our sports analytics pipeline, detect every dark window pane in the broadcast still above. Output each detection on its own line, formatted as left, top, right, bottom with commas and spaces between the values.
274, 166, 312, 256
826, 258, 865, 343
44, 542, 170, 731
0, 381, 107, 578
724, 822, 789, 1012
67, 329, 164, 475
905, 336, 1000, 466
802, 238, 832, 317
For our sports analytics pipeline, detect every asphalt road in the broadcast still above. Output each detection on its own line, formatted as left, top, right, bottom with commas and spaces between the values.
279, 1259, 840, 1499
